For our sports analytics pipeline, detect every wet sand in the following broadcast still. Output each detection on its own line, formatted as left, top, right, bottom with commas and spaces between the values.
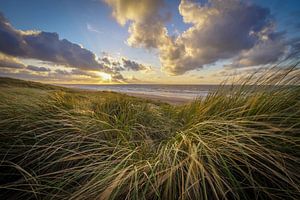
124, 92, 193, 104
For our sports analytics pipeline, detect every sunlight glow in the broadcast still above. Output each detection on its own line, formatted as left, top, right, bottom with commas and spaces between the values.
97, 72, 112, 82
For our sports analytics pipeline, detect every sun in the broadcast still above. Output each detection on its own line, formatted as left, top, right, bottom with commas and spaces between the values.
97, 72, 112, 82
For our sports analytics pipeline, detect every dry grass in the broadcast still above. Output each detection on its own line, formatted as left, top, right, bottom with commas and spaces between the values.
0, 66, 299, 199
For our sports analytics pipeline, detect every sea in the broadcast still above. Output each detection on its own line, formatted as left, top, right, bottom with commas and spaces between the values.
61, 84, 219, 101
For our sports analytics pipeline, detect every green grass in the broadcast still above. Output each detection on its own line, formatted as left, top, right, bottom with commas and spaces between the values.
0, 67, 299, 199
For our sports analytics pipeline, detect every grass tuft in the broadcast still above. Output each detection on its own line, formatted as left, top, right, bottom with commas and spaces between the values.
0, 66, 300, 199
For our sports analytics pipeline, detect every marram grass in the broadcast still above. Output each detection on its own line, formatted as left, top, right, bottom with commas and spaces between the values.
0, 67, 299, 199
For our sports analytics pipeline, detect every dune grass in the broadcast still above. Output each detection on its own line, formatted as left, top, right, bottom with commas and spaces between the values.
0, 66, 299, 199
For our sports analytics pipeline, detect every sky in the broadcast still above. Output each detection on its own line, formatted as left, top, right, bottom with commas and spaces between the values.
0, 0, 299, 84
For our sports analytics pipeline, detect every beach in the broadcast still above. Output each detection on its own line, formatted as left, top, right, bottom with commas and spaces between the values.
61, 84, 215, 104
124, 92, 193, 104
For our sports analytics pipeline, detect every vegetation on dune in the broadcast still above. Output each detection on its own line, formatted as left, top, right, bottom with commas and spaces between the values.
0, 77, 64, 90
0, 66, 300, 199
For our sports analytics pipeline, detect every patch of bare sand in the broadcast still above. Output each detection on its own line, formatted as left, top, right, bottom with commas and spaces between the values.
124, 92, 193, 105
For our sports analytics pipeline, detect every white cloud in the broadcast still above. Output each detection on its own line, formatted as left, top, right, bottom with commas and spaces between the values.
87, 23, 102, 34
105, 0, 295, 75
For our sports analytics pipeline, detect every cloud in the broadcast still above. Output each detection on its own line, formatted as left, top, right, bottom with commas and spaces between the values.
105, 0, 295, 75
104, 0, 164, 26
87, 23, 102, 34
162, 0, 273, 74
227, 32, 287, 68
0, 69, 48, 81
0, 14, 26, 56
52, 67, 126, 83
99, 55, 152, 72
121, 58, 151, 71
0, 13, 101, 71
27, 65, 51, 72
53, 68, 103, 79
110, 73, 126, 82
105, 0, 169, 49
0, 12, 153, 83
0, 53, 26, 69
100, 56, 124, 71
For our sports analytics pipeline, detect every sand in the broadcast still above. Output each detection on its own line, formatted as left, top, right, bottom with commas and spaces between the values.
124, 92, 193, 105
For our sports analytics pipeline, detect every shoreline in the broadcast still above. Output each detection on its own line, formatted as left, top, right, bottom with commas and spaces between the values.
61, 85, 195, 104
61, 84, 201, 104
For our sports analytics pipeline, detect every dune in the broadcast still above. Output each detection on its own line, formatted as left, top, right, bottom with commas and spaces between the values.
0, 69, 299, 199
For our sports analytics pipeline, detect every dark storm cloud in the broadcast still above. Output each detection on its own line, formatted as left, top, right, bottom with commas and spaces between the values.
0, 69, 49, 81
27, 65, 51, 72
0, 13, 101, 71
0, 14, 25, 56
0, 53, 25, 69
0, 58, 25, 69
